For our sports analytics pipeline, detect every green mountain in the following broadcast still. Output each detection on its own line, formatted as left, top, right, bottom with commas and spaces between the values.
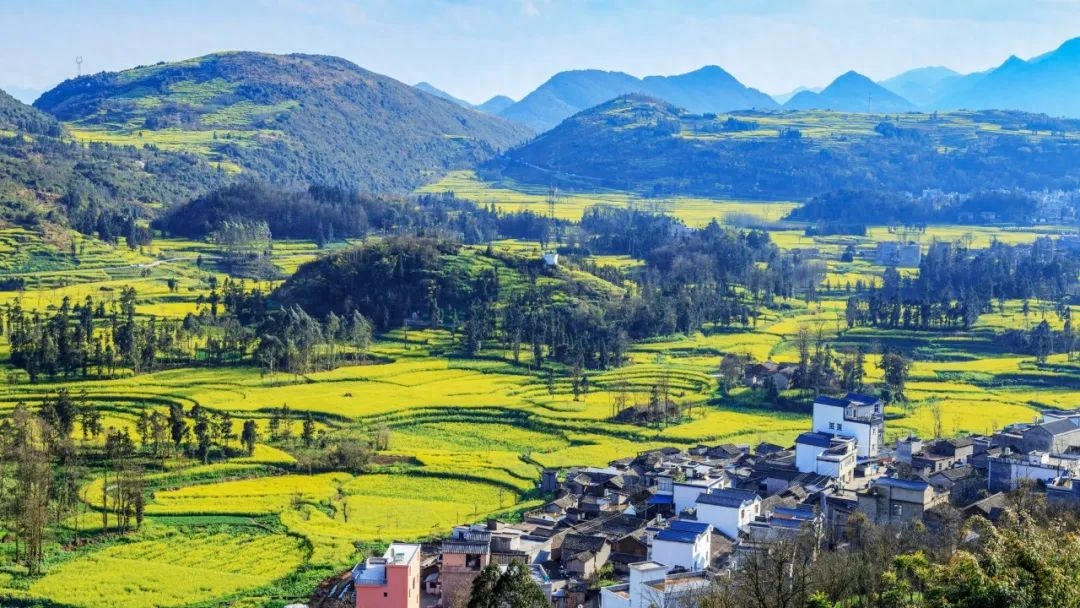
35, 52, 531, 193
485, 94, 1080, 199
879, 66, 962, 108
783, 71, 916, 112
0, 87, 220, 237
498, 66, 777, 132
414, 81, 472, 107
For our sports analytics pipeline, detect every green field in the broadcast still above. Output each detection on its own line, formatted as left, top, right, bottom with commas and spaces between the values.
0, 186, 1078, 607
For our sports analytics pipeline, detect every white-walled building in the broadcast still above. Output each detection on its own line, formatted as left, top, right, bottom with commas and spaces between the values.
795, 433, 857, 483
694, 489, 760, 540
600, 562, 713, 608
811, 393, 884, 458
649, 519, 712, 571
672, 476, 729, 515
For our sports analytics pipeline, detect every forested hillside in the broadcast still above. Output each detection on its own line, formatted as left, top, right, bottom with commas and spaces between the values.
486, 94, 1080, 199
0, 87, 220, 239
35, 52, 531, 193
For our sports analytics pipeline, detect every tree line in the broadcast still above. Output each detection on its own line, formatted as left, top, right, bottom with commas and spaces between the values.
844, 239, 1080, 331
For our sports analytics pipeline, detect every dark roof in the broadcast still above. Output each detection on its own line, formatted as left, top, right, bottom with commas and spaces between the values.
796, 432, 834, 448
442, 541, 490, 554
697, 489, 759, 508
561, 534, 608, 555
1036, 419, 1080, 436
947, 437, 975, 448
930, 465, 977, 483
874, 477, 930, 491
815, 395, 849, 408
755, 442, 787, 456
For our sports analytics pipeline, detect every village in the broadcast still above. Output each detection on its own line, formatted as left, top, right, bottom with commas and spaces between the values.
310, 384, 1080, 608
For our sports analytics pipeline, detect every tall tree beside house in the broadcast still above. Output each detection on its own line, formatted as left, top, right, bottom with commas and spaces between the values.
467, 564, 502, 608
466, 561, 546, 608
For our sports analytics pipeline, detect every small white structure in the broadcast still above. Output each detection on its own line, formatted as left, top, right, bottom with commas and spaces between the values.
542, 251, 559, 266
672, 476, 729, 515
600, 561, 713, 608
795, 433, 857, 483
694, 488, 760, 540
812, 393, 884, 458
649, 519, 712, 571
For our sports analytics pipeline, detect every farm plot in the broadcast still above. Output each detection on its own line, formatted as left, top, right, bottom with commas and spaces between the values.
28, 530, 307, 608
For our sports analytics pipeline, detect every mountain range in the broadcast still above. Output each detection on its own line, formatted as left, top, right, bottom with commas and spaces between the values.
783, 71, 916, 113
413, 82, 517, 115
35, 52, 530, 193
486, 93, 1080, 199
478, 35, 1080, 132
495, 66, 777, 132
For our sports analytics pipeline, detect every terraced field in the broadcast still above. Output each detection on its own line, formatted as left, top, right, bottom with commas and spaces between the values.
2, 205, 1079, 607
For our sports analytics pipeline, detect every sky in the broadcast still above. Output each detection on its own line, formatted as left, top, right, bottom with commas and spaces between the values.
3, 0, 1080, 104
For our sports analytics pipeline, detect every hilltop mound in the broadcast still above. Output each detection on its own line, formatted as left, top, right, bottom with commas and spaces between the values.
35, 52, 531, 193
486, 94, 1080, 199
0, 87, 219, 237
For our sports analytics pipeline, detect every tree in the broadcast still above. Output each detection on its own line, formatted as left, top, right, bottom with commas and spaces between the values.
466, 564, 502, 608
717, 354, 744, 396
878, 351, 911, 402
350, 311, 372, 363
241, 420, 258, 455
11, 405, 50, 574
302, 412, 315, 448
168, 403, 187, 452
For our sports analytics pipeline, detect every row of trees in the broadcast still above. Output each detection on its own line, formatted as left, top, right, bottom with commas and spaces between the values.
845, 240, 1080, 331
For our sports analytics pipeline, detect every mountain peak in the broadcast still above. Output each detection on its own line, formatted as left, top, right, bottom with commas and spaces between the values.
36, 51, 529, 192
500, 65, 775, 132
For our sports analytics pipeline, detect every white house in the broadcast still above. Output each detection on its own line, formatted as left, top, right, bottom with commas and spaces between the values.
600, 561, 713, 608
672, 476, 729, 515
694, 489, 760, 540
795, 433, 857, 483
812, 393, 884, 458
649, 519, 712, 571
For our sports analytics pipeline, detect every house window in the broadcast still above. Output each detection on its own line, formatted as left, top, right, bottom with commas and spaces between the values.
828, 422, 835, 430
836, 423, 843, 431
892, 504, 903, 517
384, 592, 388, 598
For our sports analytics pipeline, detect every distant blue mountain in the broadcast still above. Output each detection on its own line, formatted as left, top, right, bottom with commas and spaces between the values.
783, 71, 916, 113
477, 95, 515, 114
878, 66, 961, 108
499, 66, 777, 132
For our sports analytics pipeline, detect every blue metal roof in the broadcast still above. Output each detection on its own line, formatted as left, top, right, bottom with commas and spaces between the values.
668, 520, 711, 534
648, 494, 674, 505
815, 395, 849, 408
796, 431, 834, 448
655, 529, 700, 543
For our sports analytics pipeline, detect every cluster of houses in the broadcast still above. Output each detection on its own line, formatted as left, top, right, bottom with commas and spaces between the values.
320, 393, 1080, 608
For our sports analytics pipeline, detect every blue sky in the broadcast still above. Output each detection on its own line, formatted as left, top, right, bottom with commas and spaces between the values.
3, 0, 1080, 104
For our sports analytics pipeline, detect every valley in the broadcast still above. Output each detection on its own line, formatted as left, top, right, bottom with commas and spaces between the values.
2, 21, 1080, 607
